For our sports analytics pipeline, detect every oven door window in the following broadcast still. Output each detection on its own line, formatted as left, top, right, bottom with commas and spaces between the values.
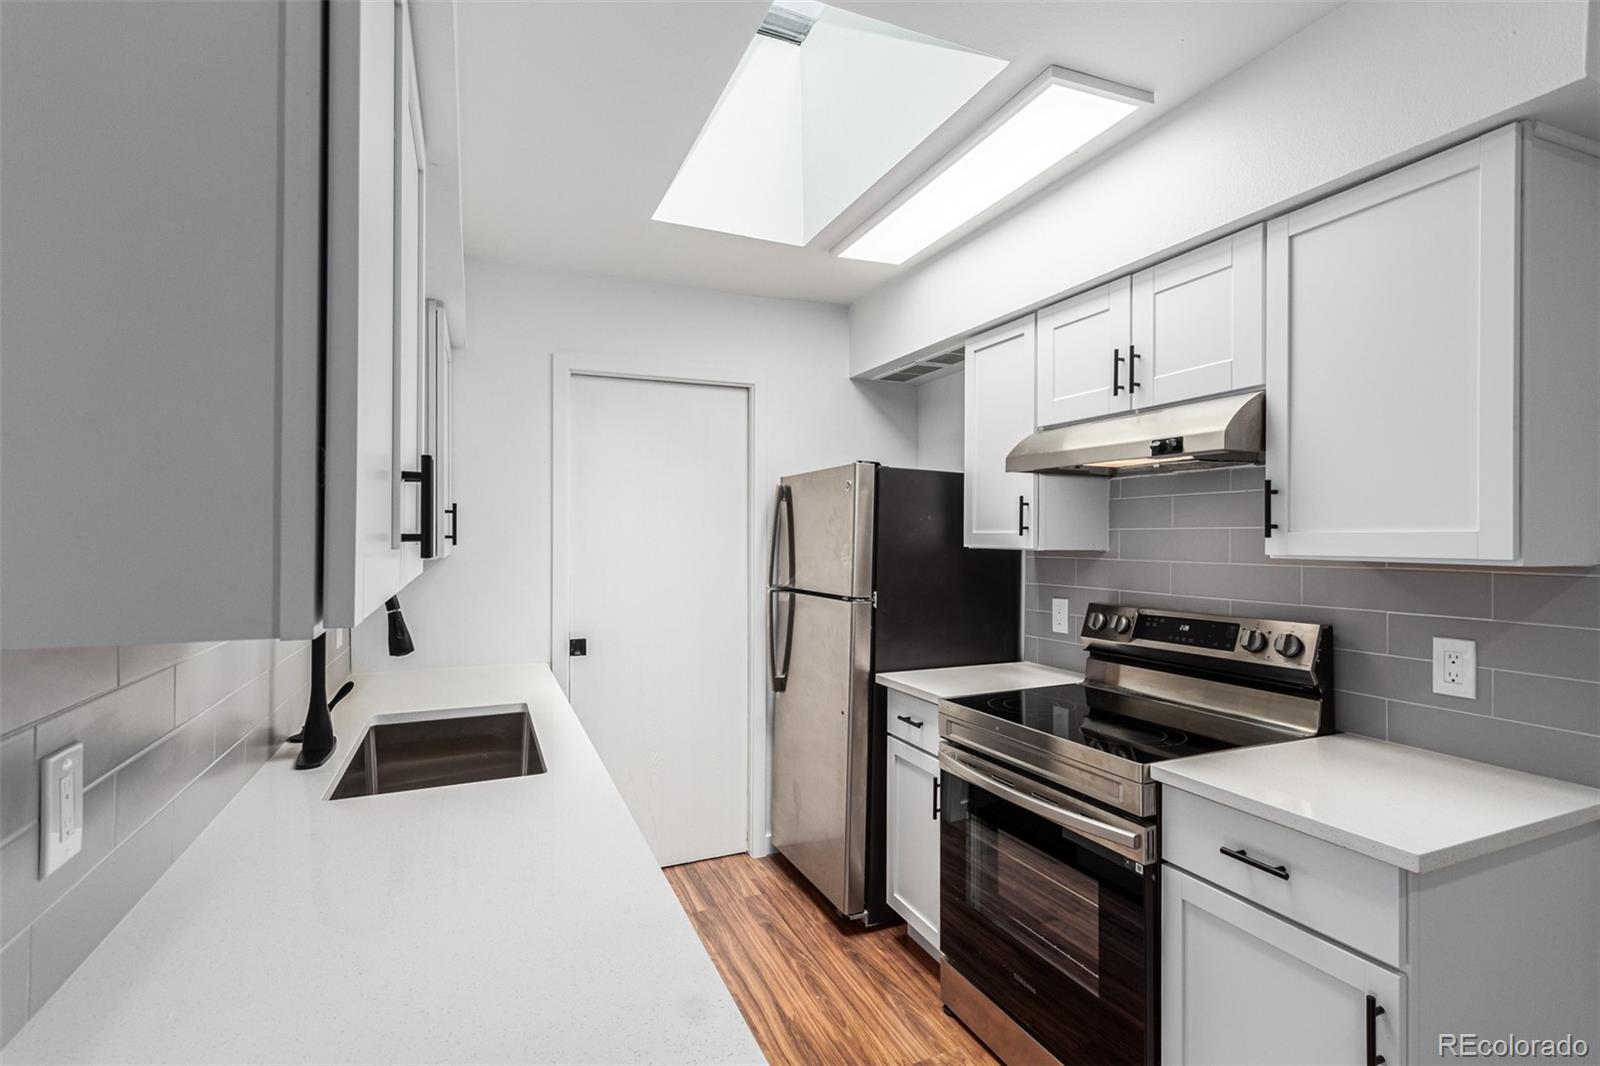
941, 769, 1155, 1065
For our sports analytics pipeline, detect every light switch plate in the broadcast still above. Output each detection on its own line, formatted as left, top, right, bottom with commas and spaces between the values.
1432, 637, 1477, 699
39, 741, 85, 878
1051, 598, 1071, 634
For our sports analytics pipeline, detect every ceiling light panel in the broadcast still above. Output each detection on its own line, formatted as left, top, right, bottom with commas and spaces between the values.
837, 67, 1152, 265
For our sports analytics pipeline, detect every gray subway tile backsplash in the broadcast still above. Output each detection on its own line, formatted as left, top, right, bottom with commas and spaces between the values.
0, 631, 347, 1046
0, 647, 118, 734
1026, 471, 1600, 787
34, 670, 176, 788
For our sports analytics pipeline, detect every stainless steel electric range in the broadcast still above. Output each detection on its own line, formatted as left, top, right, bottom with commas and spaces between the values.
937, 603, 1334, 1066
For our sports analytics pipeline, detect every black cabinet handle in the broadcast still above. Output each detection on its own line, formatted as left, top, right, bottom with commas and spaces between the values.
932, 777, 941, 820
445, 504, 458, 546
1366, 995, 1386, 1066
400, 454, 435, 559
1017, 496, 1030, 536
1112, 347, 1124, 395
1128, 344, 1141, 392
1220, 846, 1289, 880
1264, 478, 1280, 539
896, 714, 925, 729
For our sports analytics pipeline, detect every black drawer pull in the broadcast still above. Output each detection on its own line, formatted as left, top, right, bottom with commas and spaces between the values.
1220, 846, 1289, 880
896, 714, 925, 730
1366, 995, 1386, 1066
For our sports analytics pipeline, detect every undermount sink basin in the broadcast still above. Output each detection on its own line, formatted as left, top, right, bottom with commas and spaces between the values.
329, 704, 546, 800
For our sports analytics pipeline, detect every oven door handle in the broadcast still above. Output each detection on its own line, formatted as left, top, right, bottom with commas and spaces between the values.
941, 750, 1141, 849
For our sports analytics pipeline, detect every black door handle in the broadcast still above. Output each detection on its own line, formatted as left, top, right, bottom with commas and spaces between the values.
1128, 344, 1142, 393
1366, 995, 1386, 1066
445, 504, 458, 546
400, 454, 435, 558
932, 777, 941, 820
1017, 496, 1030, 537
1112, 347, 1124, 395
1220, 846, 1289, 880
896, 714, 925, 729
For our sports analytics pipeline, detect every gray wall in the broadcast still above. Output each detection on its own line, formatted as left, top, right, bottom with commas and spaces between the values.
1024, 466, 1600, 787
0, 636, 350, 1043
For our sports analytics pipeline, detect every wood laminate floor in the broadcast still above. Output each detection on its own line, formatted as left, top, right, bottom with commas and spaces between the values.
665, 853, 997, 1066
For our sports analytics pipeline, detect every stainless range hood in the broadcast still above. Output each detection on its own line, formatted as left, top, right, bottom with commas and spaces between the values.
1007, 390, 1265, 475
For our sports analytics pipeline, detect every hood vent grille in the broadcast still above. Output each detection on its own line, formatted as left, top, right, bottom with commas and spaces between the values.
880, 348, 964, 383
1007, 390, 1265, 475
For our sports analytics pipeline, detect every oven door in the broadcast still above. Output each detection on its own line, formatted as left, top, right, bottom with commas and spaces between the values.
940, 742, 1158, 1066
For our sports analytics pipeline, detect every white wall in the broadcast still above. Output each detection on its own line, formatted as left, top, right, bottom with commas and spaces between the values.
914, 371, 963, 472
358, 260, 918, 674
849, 0, 1597, 372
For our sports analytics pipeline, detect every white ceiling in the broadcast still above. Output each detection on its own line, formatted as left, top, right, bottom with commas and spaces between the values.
457, 1, 1340, 305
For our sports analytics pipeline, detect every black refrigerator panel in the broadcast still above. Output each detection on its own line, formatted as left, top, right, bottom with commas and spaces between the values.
863, 466, 1021, 926
871, 466, 1021, 673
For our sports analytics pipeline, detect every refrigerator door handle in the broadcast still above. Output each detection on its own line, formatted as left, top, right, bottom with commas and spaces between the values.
768, 589, 795, 692
768, 484, 795, 589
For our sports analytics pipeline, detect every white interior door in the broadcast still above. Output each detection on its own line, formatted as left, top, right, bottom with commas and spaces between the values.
566, 374, 750, 867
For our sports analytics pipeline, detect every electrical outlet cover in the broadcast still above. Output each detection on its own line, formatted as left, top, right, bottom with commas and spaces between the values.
1051, 598, 1071, 634
1432, 636, 1477, 699
39, 742, 85, 878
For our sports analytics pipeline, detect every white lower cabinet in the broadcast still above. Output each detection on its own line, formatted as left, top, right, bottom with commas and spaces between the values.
1163, 867, 1404, 1066
1161, 788, 1600, 1066
886, 731, 941, 953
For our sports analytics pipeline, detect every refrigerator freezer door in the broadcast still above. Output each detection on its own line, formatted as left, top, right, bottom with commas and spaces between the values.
770, 591, 873, 917
773, 463, 875, 598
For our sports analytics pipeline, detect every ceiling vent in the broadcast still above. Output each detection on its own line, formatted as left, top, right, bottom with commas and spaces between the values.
879, 349, 964, 383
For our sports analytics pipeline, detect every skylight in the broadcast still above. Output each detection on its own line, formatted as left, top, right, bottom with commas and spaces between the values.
836, 67, 1153, 265
651, 3, 1006, 247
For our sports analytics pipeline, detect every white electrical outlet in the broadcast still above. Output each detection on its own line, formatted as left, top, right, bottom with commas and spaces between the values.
1432, 637, 1478, 699
39, 742, 85, 878
1051, 598, 1071, 634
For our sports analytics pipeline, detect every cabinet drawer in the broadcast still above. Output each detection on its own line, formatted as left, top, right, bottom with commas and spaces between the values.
1163, 789, 1403, 966
886, 689, 938, 753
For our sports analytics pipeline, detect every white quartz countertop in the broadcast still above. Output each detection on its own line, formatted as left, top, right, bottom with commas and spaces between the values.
875, 661, 1083, 702
1152, 734, 1600, 873
2, 665, 764, 1065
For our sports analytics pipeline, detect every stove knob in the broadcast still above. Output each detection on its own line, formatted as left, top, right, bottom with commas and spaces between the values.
1085, 611, 1107, 633
1274, 633, 1305, 658
1241, 629, 1268, 653
1112, 615, 1133, 635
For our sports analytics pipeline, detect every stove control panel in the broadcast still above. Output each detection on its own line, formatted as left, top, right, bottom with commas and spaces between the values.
1082, 602, 1326, 669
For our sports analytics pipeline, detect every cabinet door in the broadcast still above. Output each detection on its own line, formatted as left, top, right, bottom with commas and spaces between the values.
427, 302, 456, 560
1036, 279, 1132, 427
1132, 225, 1263, 408
1265, 127, 1518, 561
886, 736, 941, 950
964, 317, 1037, 549
1163, 867, 1405, 1066
393, 5, 427, 581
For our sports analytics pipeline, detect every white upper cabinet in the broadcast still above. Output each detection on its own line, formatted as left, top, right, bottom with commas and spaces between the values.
427, 301, 459, 561
1265, 124, 1599, 565
965, 317, 1110, 551
1132, 225, 1264, 408
1036, 279, 1132, 427
1034, 227, 1264, 430
1, 0, 459, 648
323, 0, 438, 630
966, 318, 1041, 549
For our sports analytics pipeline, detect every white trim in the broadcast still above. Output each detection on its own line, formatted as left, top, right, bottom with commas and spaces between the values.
550, 353, 767, 860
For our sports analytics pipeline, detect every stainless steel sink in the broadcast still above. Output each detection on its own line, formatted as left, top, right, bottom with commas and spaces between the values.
329, 705, 546, 800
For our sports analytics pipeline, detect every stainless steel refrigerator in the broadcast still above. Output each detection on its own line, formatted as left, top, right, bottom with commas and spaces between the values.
767, 462, 1020, 922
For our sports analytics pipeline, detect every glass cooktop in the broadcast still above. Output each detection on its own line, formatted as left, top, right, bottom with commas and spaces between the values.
947, 684, 1241, 764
